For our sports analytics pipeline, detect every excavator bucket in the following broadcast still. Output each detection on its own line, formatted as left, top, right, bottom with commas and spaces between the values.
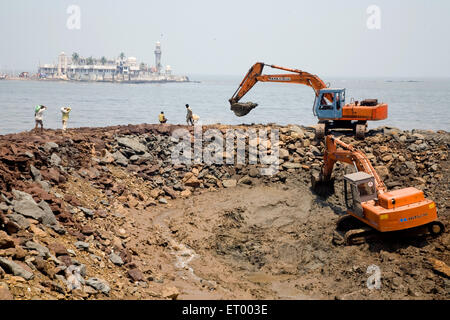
230, 102, 258, 117
311, 171, 335, 198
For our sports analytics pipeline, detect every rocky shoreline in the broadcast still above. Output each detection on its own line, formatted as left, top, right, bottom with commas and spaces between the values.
0, 123, 449, 300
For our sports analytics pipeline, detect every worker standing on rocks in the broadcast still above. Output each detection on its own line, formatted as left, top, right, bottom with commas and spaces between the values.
34, 105, 47, 133
186, 104, 194, 125
61, 106, 72, 132
159, 111, 167, 124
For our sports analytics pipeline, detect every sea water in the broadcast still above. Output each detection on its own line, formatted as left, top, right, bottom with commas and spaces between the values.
0, 75, 449, 135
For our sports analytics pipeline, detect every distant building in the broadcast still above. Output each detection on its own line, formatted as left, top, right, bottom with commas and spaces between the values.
154, 41, 162, 74
57, 52, 69, 76
38, 42, 188, 83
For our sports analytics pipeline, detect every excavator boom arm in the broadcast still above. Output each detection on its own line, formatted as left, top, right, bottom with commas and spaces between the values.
229, 62, 265, 104
229, 62, 333, 105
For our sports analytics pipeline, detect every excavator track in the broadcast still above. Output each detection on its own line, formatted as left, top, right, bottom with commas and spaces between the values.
334, 215, 446, 246
336, 214, 365, 231
315, 123, 326, 140
332, 228, 376, 246
344, 228, 376, 245
355, 123, 366, 140
334, 215, 375, 245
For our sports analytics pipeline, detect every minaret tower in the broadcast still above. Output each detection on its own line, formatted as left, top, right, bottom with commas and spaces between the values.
154, 41, 162, 74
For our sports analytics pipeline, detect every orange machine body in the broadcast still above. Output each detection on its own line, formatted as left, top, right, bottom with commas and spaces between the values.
349, 194, 438, 232
340, 103, 388, 121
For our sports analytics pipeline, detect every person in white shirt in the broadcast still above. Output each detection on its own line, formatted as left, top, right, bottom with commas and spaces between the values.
34, 105, 47, 133
186, 104, 194, 125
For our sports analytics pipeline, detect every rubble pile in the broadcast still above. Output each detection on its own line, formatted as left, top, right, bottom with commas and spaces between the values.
0, 123, 448, 299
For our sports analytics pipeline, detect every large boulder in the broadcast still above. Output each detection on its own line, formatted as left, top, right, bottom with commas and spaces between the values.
0, 257, 34, 280
79, 207, 94, 218
289, 125, 305, 138
282, 162, 302, 170
50, 153, 62, 166
183, 173, 201, 187
43, 142, 58, 152
374, 165, 389, 180
279, 148, 290, 160
116, 137, 147, 154
99, 150, 115, 164
112, 151, 128, 166
109, 252, 124, 266
222, 179, 237, 188
162, 286, 180, 300
48, 242, 69, 256
13, 198, 45, 222
30, 165, 42, 181
6, 213, 30, 230
24, 241, 50, 258
86, 278, 110, 295
310, 145, 321, 156
38, 200, 58, 226
12, 190, 34, 202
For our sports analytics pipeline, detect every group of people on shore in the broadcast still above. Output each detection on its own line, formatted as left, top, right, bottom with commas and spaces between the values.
34, 105, 71, 133
33, 103, 198, 133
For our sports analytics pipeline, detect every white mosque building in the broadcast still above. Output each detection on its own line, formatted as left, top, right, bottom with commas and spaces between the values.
38, 42, 188, 83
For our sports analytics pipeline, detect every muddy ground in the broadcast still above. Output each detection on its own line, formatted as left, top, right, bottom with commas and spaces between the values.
133, 179, 450, 300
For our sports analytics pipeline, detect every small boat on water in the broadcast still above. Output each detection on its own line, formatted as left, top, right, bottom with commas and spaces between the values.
0, 74, 7, 80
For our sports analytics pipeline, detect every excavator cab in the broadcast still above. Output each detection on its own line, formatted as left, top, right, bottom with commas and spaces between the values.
313, 88, 345, 120
343, 172, 377, 217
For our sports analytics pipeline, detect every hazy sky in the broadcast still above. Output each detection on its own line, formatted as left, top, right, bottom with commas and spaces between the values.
1, 0, 449, 77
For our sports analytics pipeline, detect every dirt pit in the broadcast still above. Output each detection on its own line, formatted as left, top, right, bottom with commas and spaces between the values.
129, 179, 449, 300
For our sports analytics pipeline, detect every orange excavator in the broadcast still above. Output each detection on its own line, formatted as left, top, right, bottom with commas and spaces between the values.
229, 62, 388, 139
311, 135, 444, 245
